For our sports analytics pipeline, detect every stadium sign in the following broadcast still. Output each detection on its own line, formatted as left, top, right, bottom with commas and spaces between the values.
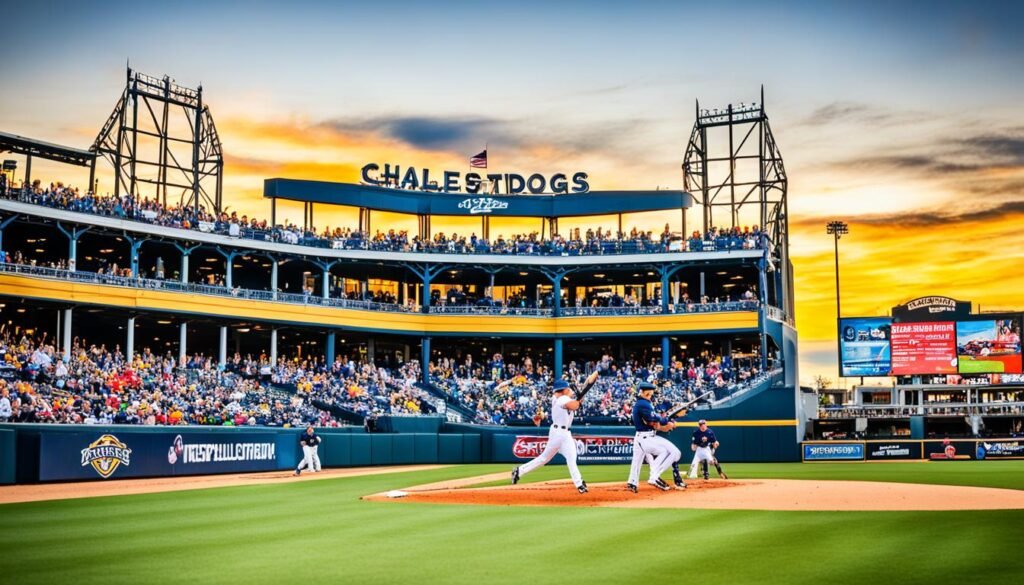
802, 442, 864, 461
893, 296, 971, 321
513, 435, 633, 463
361, 163, 589, 195
42, 431, 290, 481
80, 434, 132, 478
458, 197, 509, 214
168, 434, 276, 465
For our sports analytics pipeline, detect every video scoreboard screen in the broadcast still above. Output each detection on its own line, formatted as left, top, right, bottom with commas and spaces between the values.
839, 314, 1024, 376
890, 322, 956, 375
839, 317, 892, 377
956, 318, 1022, 374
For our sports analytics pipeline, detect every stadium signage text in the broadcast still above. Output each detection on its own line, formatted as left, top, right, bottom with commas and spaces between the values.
513, 435, 633, 463
361, 163, 589, 195
906, 296, 957, 314
458, 197, 509, 214
803, 442, 864, 461
168, 434, 276, 465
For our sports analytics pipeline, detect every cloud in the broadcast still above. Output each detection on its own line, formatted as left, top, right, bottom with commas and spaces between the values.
790, 199, 1024, 230
964, 133, 1024, 164
324, 116, 508, 151
799, 101, 928, 128
320, 113, 662, 162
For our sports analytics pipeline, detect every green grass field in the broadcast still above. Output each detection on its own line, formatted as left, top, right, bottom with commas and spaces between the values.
2, 462, 1024, 585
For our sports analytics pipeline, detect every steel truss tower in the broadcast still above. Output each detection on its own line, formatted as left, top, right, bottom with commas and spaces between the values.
683, 88, 792, 316
92, 67, 223, 214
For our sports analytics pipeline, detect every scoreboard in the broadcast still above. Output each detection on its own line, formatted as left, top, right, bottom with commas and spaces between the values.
838, 297, 1022, 377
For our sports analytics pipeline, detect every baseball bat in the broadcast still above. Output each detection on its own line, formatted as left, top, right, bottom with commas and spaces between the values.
667, 390, 715, 418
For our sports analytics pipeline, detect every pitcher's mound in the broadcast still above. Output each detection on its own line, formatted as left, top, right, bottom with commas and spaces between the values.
365, 477, 1024, 511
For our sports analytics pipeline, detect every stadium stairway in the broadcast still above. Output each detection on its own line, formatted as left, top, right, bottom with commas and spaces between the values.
415, 382, 475, 422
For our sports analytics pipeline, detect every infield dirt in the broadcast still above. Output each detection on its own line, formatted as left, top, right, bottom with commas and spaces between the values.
365, 474, 1024, 511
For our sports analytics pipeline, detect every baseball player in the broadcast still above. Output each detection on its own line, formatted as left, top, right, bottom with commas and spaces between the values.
626, 382, 685, 492
511, 369, 600, 494
687, 419, 724, 480
294, 426, 322, 475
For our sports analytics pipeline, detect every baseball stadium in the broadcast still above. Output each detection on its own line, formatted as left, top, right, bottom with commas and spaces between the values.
3, 15, 1024, 582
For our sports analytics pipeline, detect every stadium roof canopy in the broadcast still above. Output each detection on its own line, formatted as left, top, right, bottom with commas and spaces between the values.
0, 131, 95, 167
264, 178, 692, 218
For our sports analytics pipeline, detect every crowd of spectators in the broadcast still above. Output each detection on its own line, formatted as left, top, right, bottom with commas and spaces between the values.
428, 350, 770, 426
270, 356, 432, 418
4, 182, 767, 257
0, 323, 773, 428
0, 331, 337, 427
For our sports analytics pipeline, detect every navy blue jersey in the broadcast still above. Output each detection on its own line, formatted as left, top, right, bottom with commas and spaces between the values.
300, 431, 320, 447
692, 428, 717, 447
631, 398, 667, 432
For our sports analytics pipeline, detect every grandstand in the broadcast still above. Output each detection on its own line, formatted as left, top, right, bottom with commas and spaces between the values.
0, 70, 801, 460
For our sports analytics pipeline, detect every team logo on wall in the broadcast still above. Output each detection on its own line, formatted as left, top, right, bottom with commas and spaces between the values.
80, 434, 132, 478
168, 435, 184, 464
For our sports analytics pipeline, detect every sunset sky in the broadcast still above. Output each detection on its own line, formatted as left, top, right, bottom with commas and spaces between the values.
2, 1, 1023, 386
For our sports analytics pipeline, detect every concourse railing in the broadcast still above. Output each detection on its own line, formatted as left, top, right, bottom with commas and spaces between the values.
0, 262, 767, 319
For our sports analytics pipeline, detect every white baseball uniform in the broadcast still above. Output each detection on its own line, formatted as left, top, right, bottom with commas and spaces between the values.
516, 394, 584, 488
628, 432, 681, 485
687, 427, 719, 478
296, 433, 322, 472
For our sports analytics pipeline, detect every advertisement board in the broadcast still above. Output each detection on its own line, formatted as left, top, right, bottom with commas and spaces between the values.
839, 318, 892, 377
40, 431, 291, 481
976, 440, 1024, 460
890, 322, 957, 375
803, 442, 864, 461
923, 440, 976, 461
865, 441, 922, 461
512, 435, 634, 463
956, 318, 1022, 374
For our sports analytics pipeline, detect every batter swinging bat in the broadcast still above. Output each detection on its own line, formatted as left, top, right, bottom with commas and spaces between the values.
574, 368, 602, 401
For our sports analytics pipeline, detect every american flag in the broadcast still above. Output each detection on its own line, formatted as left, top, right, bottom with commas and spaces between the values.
469, 149, 488, 169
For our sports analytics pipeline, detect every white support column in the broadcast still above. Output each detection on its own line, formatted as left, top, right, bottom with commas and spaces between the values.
181, 253, 189, 284
219, 326, 228, 368
270, 328, 278, 364
62, 308, 72, 362
322, 268, 330, 298
126, 316, 136, 361
178, 322, 187, 366
271, 260, 279, 300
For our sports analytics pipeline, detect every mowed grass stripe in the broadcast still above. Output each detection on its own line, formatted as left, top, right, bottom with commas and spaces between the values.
1, 463, 1023, 585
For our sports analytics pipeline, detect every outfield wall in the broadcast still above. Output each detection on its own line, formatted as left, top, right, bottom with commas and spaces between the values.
802, 439, 1024, 462
0, 411, 800, 484
0, 423, 485, 484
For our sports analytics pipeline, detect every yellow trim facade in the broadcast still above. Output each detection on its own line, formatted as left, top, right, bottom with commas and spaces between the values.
0, 273, 759, 336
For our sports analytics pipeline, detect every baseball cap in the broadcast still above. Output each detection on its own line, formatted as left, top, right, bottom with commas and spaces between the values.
552, 379, 570, 392
698, 419, 707, 425
637, 382, 656, 391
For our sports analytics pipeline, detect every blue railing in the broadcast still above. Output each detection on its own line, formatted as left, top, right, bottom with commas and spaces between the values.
0, 262, 766, 319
